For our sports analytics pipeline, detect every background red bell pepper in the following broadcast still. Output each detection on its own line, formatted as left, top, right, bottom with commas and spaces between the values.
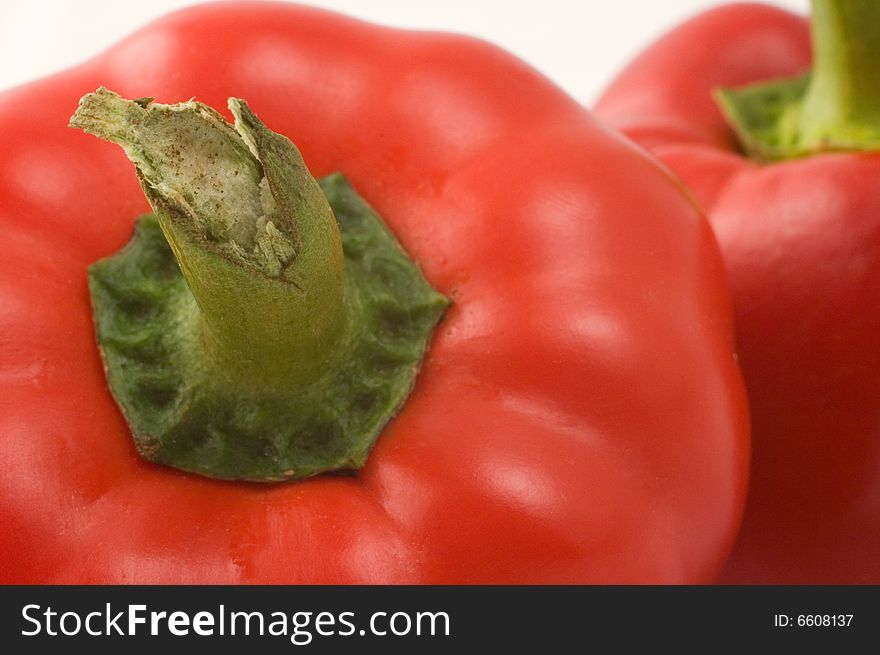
597, 0, 880, 583
0, 2, 747, 583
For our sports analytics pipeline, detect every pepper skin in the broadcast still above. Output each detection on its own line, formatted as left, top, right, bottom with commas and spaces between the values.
597, 2, 880, 583
0, 2, 747, 583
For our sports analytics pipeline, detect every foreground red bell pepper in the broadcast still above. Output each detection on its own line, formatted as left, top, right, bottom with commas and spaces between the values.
597, 0, 880, 583
0, 2, 747, 583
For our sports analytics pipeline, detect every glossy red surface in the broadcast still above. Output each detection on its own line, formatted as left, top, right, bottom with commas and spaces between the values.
0, 2, 746, 583
598, 2, 880, 583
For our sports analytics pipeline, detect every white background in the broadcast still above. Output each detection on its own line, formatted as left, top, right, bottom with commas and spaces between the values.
1, 0, 807, 103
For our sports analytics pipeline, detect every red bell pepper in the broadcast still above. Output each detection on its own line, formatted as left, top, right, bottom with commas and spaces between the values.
597, 0, 880, 583
0, 2, 747, 583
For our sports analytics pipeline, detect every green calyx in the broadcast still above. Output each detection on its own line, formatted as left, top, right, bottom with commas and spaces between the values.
715, 0, 880, 161
72, 89, 448, 482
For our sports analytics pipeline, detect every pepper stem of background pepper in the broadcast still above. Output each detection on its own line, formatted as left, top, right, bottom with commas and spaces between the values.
799, 0, 880, 148
69, 89, 448, 481
715, 0, 880, 161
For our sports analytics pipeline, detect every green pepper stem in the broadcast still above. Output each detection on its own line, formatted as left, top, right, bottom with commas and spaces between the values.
71, 88, 346, 389
71, 89, 448, 481
798, 0, 880, 148
715, 0, 880, 160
